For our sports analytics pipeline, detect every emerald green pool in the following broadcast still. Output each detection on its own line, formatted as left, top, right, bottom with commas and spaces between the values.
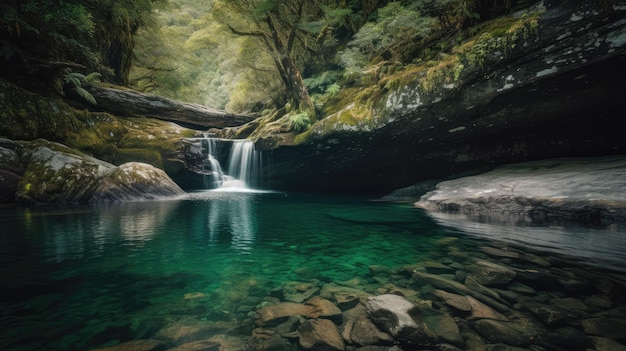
1, 191, 625, 350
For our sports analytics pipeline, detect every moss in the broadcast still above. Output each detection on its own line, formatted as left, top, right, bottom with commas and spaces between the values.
116, 148, 164, 168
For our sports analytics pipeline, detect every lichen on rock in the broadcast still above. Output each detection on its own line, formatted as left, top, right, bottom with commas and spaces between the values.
13, 139, 184, 204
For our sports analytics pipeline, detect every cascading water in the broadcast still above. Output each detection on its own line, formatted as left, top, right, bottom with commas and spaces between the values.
200, 137, 262, 190
223, 140, 262, 189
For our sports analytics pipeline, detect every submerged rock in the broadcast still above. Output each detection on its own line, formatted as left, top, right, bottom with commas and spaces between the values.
298, 318, 345, 351
365, 294, 437, 347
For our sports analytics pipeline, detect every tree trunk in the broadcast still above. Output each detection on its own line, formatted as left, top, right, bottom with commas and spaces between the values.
85, 84, 256, 129
279, 56, 315, 117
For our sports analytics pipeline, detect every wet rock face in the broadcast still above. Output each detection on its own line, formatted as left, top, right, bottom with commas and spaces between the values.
11, 139, 184, 204
416, 156, 626, 223
262, 2, 626, 193
0, 139, 24, 203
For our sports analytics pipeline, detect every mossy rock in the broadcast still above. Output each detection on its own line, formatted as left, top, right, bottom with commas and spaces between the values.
116, 148, 164, 168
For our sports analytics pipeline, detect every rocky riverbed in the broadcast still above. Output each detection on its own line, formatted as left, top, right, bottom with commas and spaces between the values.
87, 235, 626, 351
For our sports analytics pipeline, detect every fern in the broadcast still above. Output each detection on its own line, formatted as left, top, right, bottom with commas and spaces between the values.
63, 71, 101, 105
289, 112, 312, 133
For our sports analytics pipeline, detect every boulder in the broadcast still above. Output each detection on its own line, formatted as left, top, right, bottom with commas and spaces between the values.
306, 296, 343, 324
433, 290, 472, 313
467, 261, 516, 286
420, 307, 464, 348
465, 296, 509, 322
341, 304, 393, 347
365, 294, 436, 347
472, 319, 534, 347
298, 319, 345, 351
14, 140, 184, 204
255, 302, 316, 327
416, 156, 626, 223
0, 142, 23, 203
581, 317, 626, 340
90, 162, 185, 203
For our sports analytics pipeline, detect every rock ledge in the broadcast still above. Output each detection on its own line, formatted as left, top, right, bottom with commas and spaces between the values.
416, 156, 626, 223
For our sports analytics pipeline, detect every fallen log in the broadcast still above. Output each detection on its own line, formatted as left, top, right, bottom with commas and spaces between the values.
86, 84, 256, 129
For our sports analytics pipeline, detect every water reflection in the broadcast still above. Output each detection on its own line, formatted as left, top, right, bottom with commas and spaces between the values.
428, 211, 626, 271
192, 190, 259, 253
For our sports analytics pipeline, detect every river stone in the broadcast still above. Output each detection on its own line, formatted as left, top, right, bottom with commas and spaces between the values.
365, 294, 436, 346
154, 319, 221, 345
87, 339, 164, 351
306, 296, 343, 323
341, 304, 393, 347
472, 319, 533, 347
420, 308, 464, 348
467, 261, 516, 286
523, 301, 568, 327
298, 319, 345, 351
281, 281, 321, 303
507, 282, 536, 295
581, 317, 626, 339
465, 276, 504, 303
255, 302, 316, 326
466, 296, 509, 322
249, 329, 295, 351
434, 290, 472, 313
414, 271, 508, 312
166, 339, 221, 351
335, 293, 360, 311
589, 336, 626, 351
539, 326, 593, 351
479, 246, 520, 259
419, 260, 456, 275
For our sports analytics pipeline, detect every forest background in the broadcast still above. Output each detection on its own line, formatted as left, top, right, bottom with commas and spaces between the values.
1, 0, 534, 126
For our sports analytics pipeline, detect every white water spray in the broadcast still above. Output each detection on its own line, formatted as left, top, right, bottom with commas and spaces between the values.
202, 137, 262, 191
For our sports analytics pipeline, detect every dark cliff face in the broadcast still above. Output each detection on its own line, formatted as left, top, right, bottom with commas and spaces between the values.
260, 2, 626, 194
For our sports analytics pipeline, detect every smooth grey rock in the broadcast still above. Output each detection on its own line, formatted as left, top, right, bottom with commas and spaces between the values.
90, 162, 185, 203
473, 319, 533, 347
581, 317, 626, 339
523, 301, 568, 327
14, 140, 184, 204
416, 157, 626, 222
340, 306, 393, 347
466, 296, 509, 322
467, 260, 516, 286
433, 290, 472, 312
365, 294, 436, 346
298, 318, 345, 351
420, 308, 464, 348
306, 296, 343, 324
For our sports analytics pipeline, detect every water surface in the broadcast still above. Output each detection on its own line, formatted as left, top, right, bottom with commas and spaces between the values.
1, 192, 625, 350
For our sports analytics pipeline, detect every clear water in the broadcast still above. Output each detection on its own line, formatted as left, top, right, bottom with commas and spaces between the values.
1, 192, 625, 350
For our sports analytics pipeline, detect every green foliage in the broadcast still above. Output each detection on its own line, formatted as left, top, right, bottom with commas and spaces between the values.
340, 2, 436, 73
63, 71, 102, 105
304, 71, 343, 95
289, 112, 312, 133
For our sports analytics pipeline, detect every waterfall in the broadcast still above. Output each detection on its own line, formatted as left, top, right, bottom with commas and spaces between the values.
201, 137, 262, 190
